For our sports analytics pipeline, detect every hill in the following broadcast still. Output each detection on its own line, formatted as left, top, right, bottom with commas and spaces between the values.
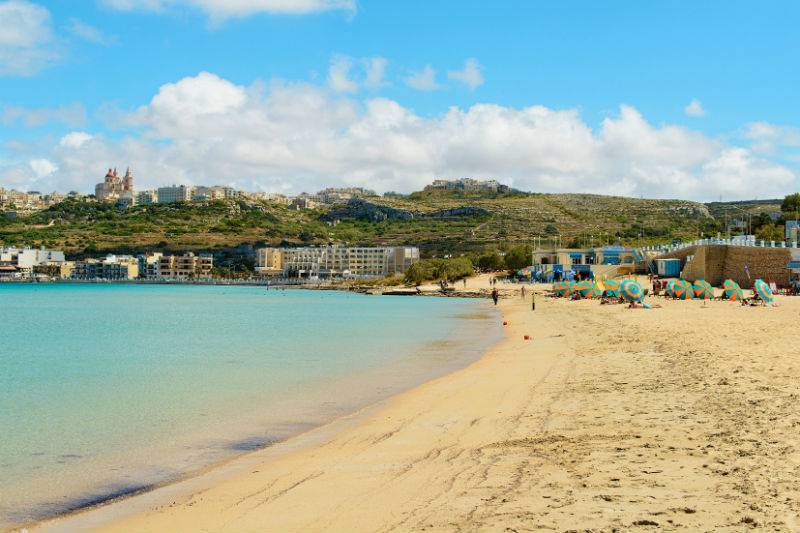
0, 191, 734, 259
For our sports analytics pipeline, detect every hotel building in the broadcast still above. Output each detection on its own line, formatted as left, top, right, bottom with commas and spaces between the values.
72, 255, 139, 280
157, 185, 193, 204
256, 245, 419, 279
158, 253, 213, 279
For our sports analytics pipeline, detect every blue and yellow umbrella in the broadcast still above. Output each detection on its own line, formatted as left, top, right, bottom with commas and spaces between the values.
603, 279, 621, 297
693, 279, 714, 300
620, 279, 645, 302
754, 279, 774, 303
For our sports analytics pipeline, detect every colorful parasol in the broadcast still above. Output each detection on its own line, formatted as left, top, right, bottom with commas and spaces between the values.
603, 279, 621, 297
753, 279, 774, 303
579, 281, 603, 299
620, 279, 645, 302
693, 279, 714, 300
553, 281, 569, 297
672, 279, 694, 300
722, 279, 742, 300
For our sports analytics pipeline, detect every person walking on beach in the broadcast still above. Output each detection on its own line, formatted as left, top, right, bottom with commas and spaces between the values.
491, 287, 499, 306
531, 290, 536, 312
521, 286, 526, 299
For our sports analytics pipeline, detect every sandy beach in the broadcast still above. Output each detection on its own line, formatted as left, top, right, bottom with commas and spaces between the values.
35, 276, 800, 532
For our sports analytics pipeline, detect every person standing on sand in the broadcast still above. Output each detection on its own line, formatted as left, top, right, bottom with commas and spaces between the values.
463, 278, 467, 289
521, 286, 526, 299
531, 290, 536, 312
491, 287, 499, 305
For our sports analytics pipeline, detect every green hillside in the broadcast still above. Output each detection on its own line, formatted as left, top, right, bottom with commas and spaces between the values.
0, 190, 732, 258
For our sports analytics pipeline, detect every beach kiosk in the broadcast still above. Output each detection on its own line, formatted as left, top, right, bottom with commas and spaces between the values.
655, 258, 681, 278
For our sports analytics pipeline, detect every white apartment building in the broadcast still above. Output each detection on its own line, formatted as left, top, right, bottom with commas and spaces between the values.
256, 245, 419, 279
0, 247, 66, 271
157, 185, 194, 204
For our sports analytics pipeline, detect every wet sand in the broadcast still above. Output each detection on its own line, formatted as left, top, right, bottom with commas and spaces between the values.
35, 277, 800, 532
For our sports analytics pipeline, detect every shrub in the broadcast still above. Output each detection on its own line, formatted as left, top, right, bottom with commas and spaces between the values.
404, 257, 475, 285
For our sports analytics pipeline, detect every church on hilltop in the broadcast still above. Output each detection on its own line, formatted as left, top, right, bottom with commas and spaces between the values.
95, 167, 135, 204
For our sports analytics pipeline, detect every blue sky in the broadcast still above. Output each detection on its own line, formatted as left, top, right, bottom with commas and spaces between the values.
1, 0, 799, 200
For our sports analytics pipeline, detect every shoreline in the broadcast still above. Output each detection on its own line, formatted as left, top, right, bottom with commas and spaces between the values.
31, 277, 800, 531
22, 280, 504, 533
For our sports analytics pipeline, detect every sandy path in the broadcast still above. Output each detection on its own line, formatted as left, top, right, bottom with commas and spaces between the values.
37, 282, 800, 532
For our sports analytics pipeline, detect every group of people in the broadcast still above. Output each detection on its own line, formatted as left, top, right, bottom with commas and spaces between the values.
489, 281, 536, 312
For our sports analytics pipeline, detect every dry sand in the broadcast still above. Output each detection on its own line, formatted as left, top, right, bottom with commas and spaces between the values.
36, 277, 800, 532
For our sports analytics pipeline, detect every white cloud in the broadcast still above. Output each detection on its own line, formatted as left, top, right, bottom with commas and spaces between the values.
100, 0, 355, 19
67, 18, 114, 45
447, 58, 484, 90
744, 121, 800, 154
2, 72, 796, 201
2, 103, 87, 128
59, 132, 94, 148
0, 0, 59, 75
684, 98, 706, 117
363, 57, 388, 89
327, 55, 357, 93
405, 65, 440, 91
29, 158, 57, 178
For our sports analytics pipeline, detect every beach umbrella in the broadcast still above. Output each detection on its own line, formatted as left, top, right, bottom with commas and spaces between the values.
725, 287, 745, 301
753, 279, 774, 303
620, 279, 644, 302
693, 279, 714, 300
563, 280, 578, 298
603, 279, 621, 297
578, 281, 602, 299
672, 279, 694, 300
722, 279, 743, 300
553, 281, 568, 297
666, 279, 677, 297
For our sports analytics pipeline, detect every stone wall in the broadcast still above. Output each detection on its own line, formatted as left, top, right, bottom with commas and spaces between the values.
723, 246, 790, 288
657, 245, 790, 288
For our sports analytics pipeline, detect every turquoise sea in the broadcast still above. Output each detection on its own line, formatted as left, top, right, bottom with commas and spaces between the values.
0, 284, 500, 528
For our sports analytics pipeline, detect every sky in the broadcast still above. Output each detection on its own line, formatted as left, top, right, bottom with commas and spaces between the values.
1, 0, 799, 201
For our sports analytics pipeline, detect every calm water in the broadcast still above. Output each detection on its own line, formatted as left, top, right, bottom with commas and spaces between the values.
0, 284, 500, 528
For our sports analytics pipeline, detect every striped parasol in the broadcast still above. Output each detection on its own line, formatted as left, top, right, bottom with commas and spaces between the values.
672, 279, 694, 300
754, 279, 774, 303
666, 279, 678, 297
553, 281, 569, 297
693, 279, 714, 300
603, 279, 621, 297
620, 279, 645, 302
722, 279, 743, 300
563, 280, 578, 298
579, 281, 603, 299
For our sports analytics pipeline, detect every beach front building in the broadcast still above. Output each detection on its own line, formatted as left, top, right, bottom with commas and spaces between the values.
158, 253, 214, 279
72, 255, 139, 280
531, 245, 638, 279
137, 252, 163, 278
0, 247, 66, 274
256, 245, 419, 279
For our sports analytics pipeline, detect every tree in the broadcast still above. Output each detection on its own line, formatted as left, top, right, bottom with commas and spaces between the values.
755, 223, 784, 242
476, 252, 505, 272
781, 193, 800, 214
504, 245, 533, 270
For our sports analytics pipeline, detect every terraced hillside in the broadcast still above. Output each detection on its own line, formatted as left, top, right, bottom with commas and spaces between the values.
0, 191, 732, 257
